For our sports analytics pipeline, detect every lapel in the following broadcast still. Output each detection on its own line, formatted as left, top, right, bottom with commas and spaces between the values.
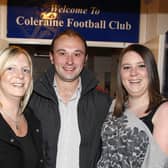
24, 107, 43, 155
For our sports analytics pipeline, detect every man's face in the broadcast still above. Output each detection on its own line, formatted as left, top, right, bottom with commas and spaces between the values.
50, 35, 87, 83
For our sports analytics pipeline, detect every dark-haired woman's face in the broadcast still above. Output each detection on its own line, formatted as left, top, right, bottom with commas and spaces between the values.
120, 51, 149, 98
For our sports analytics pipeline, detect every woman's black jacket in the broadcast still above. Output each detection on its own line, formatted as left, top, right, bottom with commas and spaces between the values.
0, 107, 44, 168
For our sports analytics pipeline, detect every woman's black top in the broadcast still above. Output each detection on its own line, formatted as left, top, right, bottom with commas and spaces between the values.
0, 107, 44, 168
16, 129, 38, 168
140, 100, 168, 133
140, 110, 155, 132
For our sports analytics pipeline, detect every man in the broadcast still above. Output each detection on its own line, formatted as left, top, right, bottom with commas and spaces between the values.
29, 29, 111, 168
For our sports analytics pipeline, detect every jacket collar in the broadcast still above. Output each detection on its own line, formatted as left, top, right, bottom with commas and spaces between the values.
33, 65, 99, 99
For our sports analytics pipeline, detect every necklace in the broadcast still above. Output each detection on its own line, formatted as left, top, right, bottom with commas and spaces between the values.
0, 111, 22, 130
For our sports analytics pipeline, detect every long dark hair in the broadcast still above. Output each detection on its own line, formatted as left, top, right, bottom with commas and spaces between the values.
113, 44, 163, 117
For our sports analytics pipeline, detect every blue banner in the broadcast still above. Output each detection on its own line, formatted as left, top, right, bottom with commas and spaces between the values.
7, 0, 140, 43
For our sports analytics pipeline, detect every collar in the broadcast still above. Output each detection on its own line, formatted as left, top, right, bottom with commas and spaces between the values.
53, 77, 82, 102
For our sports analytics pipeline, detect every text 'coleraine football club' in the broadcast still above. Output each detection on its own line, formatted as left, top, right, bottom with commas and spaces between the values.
16, 16, 132, 31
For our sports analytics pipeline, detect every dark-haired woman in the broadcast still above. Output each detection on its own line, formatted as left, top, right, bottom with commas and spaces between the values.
97, 44, 168, 168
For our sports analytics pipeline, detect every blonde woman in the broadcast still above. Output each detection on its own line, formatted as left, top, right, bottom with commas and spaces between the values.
0, 46, 44, 168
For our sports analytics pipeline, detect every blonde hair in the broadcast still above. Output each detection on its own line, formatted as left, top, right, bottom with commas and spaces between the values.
0, 45, 33, 112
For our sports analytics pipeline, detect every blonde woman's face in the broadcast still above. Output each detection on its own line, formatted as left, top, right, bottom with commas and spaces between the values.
0, 53, 31, 100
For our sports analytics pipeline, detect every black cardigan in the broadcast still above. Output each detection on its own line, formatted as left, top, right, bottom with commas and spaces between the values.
0, 107, 44, 168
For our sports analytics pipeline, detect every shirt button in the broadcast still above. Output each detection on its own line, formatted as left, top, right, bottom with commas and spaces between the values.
36, 128, 40, 133
10, 138, 15, 143
40, 159, 43, 163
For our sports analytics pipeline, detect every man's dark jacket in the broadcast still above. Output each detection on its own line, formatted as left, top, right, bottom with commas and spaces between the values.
28, 65, 112, 168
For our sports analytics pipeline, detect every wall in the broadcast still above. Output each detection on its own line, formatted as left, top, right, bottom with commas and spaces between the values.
139, 0, 168, 91
140, 0, 168, 43
0, 39, 8, 51
0, 0, 7, 40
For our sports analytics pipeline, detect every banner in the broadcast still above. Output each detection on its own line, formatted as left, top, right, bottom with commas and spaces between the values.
7, 0, 140, 43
